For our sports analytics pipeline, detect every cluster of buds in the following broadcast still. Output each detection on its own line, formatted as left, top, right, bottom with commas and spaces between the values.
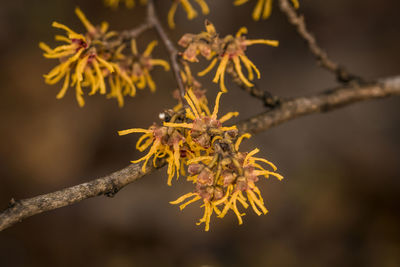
119, 88, 282, 231
178, 21, 279, 92
40, 8, 169, 107
234, 0, 299, 20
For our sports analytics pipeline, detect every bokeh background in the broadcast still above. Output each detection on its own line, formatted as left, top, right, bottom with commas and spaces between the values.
1, 0, 400, 266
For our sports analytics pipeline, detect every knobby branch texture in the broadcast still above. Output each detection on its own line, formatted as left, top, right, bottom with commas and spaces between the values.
1, 76, 399, 232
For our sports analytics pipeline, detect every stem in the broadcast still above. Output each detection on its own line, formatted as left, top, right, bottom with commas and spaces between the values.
1, 75, 399, 232
147, 0, 187, 100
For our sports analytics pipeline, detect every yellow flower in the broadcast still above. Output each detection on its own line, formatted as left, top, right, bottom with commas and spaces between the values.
41, 8, 170, 107
163, 89, 239, 149
118, 122, 189, 186
234, 0, 299, 20
118, 88, 282, 231
179, 21, 278, 92
40, 7, 115, 107
171, 133, 283, 231
198, 26, 278, 92
217, 146, 283, 224
105, 40, 170, 107
167, 95, 282, 231
168, 0, 210, 29
104, 0, 147, 9
106, 64, 136, 107
170, 189, 228, 231
130, 39, 170, 92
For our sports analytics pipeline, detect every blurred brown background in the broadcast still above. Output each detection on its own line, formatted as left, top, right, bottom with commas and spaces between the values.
1, 0, 400, 266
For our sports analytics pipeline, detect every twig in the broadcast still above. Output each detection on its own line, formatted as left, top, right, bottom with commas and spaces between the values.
147, 0, 187, 100
120, 21, 154, 40
239, 77, 400, 134
1, 75, 399, 232
227, 67, 280, 108
278, 0, 360, 83
0, 161, 160, 232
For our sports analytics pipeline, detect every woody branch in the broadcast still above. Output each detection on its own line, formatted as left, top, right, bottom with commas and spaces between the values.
1, 75, 399, 232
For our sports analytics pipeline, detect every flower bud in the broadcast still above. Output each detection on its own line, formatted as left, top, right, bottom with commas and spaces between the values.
213, 186, 224, 201
222, 170, 235, 186
196, 185, 213, 201
188, 163, 203, 175
178, 34, 194, 47
236, 176, 248, 191
197, 168, 214, 185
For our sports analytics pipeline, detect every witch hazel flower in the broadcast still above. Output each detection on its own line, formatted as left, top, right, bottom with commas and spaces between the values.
178, 21, 279, 92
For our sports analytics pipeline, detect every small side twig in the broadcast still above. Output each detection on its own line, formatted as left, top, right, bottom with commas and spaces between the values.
227, 67, 281, 108
278, 0, 360, 83
147, 0, 186, 100
120, 21, 154, 40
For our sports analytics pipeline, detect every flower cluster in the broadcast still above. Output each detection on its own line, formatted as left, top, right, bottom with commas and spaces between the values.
40, 8, 169, 107
119, 88, 282, 231
234, 0, 299, 20
178, 21, 279, 92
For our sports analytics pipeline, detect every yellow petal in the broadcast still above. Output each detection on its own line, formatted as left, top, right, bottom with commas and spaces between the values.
75, 7, 95, 33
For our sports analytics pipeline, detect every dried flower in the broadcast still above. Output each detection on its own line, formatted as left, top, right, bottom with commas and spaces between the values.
234, 0, 299, 20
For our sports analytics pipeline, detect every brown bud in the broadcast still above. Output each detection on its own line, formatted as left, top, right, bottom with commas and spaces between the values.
194, 133, 210, 148
236, 152, 247, 165
178, 34, 194, 47
197, 168, 214, 185
213, 187, 224, 201
188, 163, 203, 175
226, 129, 238, 139
236, 176, 248, 191
153, 126, 167, 139
222, 170, 235, 186
198, 42, 211, 58
244, 166, 259, 183
169, 130, 185, 145
196, 185, 213, 201
192, 118, 207, 132
183, 43, 199, 62
209, 118, 221, 128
